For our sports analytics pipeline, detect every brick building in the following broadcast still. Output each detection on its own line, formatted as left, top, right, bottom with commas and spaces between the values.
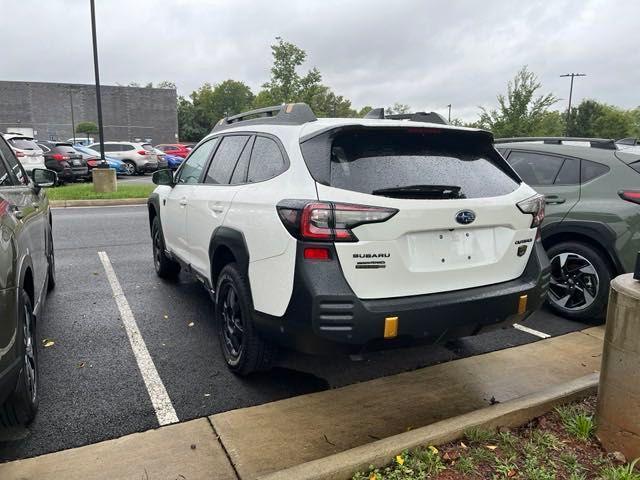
0, 80, 178, 144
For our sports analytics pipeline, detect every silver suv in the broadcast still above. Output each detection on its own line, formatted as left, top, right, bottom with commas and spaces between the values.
88, 141, 158, 175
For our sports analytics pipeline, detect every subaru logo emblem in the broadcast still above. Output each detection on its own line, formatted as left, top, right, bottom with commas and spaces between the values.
455, 210, 476, 225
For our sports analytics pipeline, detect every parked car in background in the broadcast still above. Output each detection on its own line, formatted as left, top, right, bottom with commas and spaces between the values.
155, 144, 191, 159
89, 141, 158, 176
149, 103, 549, 375
2, 133, 46, 175
164, 153, 184, 170
495, 137, 640, 320
153, 149, 169, 170
72, 146, 128, 176
67, 137, 94, 146
38, 142, 89, 183
0, 134, 57, 426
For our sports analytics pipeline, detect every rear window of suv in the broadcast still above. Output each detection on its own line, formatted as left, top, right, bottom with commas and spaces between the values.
301, 127, 519, 199
7, 138, 39, 150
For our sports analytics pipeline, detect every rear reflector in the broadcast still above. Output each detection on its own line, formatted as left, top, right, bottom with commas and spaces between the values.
619, 190, 640, 205
384, 316, 399, 339
518, 295, 528, 315
303, 247, 331, 260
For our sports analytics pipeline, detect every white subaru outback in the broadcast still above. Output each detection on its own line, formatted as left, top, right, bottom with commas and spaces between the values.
148, 104, 550, 375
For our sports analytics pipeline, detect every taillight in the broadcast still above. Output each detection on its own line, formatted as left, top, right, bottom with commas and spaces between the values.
51, 153, 70, 161
138, 150, 147, 155
517, 194, 545, 228
277, 200, 398, 242
15, 151, 25, 158
619, 190, 640, 205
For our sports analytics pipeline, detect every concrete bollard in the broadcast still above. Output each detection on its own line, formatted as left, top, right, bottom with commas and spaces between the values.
596, 273, 640, 460
92, 168, 117, 193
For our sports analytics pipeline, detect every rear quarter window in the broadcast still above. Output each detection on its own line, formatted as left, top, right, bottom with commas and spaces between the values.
581, 160, 610, 183
302, 128, 519, 199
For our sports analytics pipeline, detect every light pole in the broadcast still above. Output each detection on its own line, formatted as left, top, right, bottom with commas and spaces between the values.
447, 104, 451, 123
90, 0, 108, 167
560, 73, 586, 135
69, 87, 76, 142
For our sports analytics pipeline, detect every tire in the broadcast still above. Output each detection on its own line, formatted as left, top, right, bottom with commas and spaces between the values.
151, 217, 180, 279
546, 241, 613, 321
123, 161, 137, 176
0, 291, 39, 427
47, 227, 56, 292
215, 263, 276, 375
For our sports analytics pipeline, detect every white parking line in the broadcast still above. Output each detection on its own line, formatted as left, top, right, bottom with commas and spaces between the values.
513, 323, 551, 339
98, 251, 179, 426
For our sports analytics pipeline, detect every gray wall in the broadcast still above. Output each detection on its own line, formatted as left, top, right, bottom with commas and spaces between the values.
0, 81, 178, 144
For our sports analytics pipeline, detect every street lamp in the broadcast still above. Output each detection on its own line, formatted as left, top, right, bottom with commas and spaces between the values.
560, 73, 586, 136
69, 87, 76, 142
90, 0, 108, 168
447, 104, 451, 123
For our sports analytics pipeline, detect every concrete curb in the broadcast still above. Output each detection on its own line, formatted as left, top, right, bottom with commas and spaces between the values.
258, 373, 599, 480
50, 198, 147, 208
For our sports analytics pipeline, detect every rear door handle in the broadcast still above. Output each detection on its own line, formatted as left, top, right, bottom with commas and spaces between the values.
545, 195, 566, 205
179, 197, 188, 206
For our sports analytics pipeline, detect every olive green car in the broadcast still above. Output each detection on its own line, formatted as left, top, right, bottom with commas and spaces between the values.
496, 138, 640, 321
0, 135, 57, 426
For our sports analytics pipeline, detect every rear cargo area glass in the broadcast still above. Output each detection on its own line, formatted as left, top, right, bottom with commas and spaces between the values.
308, 128, 519, 199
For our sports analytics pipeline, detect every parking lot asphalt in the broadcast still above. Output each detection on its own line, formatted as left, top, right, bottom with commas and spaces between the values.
0, 205, 599, 462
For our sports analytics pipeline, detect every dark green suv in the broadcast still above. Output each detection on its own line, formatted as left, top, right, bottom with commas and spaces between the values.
0, 135, 56, 426
495, 137, 640, 321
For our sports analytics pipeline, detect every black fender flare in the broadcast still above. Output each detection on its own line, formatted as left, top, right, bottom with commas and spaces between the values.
541, 220, 623, 273
147, 193, 162, 235
208, 227, 250, 289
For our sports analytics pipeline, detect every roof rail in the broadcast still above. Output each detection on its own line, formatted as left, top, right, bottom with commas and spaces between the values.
212, 103, 317, 132
494, 136, 617, 150
362, 108, 448, 125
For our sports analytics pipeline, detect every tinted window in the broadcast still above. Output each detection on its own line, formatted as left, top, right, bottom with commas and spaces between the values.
122, 144, 135, 151
0, 139, 28, 185
230, 137, 254, 184
102, 143, 120, 152
38, 144, 51, 153
142, 144, 154, 152
581, 160, 610, 183
507, 151, 564, 186
554, 158, 580, 185
0, 140, 16, 186
205, 136, 249, 185
178, 138, 218, 184
303, 128, 518, 199
247, 136, 286, 183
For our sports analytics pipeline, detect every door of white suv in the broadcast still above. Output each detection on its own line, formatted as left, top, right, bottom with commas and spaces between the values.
185, 134, 252, 277
162, 138, 218, 262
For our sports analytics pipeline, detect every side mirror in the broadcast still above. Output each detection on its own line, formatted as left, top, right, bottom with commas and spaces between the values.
32, 168, 57, 189
152, 169, 175, 186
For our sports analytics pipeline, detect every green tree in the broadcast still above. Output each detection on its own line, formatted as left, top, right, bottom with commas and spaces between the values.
568, 99, 635, 139
76, 121, 98, 141
156, 81, 176, 89
591, 106, 634, 139
532, 111, 565, 136
477, 66, 558, 138
386, 103, 411, 115
567, 99, 605, 137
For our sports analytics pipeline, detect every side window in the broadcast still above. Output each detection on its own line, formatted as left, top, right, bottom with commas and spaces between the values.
506, 151, 564, 186
39, 144, 51, 153
554, 158, 580, 185
581, 160, 610, 183
177, 138, 218, 184
204, 135, 250, 185
0, 142, 15, 187
102, 143, 118, 152
230, 137, 254, 184
247, 136, 286, 183
0, 138, 28, 185
121, 144, 135, 152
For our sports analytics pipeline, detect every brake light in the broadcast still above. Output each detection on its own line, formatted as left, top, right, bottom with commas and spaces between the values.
14, 151, 25, 158
619, 190, 640, 205
51, 153, 70, 161
277, 200, 398, 242
138, 150, 147, 155
517, 194, 545, 228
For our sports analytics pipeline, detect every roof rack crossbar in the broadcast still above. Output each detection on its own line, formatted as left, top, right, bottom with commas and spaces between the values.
494, 136, 617, 150
212, 103, 317, 132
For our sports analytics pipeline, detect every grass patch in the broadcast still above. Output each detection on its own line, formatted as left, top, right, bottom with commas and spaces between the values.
46, 183, 155, 201
352, 396, 639, 480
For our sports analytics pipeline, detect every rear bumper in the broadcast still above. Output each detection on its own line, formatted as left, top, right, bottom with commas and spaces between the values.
141, 162, 158, 173
255, 241, 551, 354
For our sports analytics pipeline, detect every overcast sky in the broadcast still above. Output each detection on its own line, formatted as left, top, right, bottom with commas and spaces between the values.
1, 0, 638, 120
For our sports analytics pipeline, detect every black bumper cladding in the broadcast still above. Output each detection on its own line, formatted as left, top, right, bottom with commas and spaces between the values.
255, 241, 551, 354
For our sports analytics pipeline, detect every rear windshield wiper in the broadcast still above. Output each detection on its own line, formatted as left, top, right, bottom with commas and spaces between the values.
372, 184, 465, 199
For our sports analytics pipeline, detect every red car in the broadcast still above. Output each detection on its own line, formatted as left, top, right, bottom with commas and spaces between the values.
154, 144, 192, 159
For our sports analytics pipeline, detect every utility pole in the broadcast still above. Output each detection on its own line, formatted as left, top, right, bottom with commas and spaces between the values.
447, 104, 451, 123
560, 73, 586, 135
69, 87, 76, 142
90, 0, 108, 167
